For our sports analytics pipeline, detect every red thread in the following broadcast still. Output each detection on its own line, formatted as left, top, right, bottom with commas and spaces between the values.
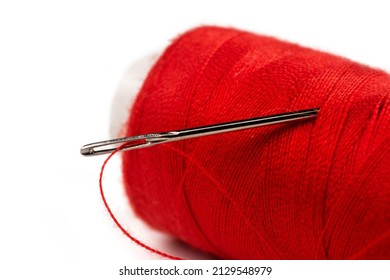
118, 26, 389, 259
99, 143, 183, 260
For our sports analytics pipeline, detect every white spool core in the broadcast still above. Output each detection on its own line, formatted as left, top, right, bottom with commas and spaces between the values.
109, 52, 161, 138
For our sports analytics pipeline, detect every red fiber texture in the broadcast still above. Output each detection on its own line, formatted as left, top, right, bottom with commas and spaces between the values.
122, 26, 390, 259
100, 144, 183, 260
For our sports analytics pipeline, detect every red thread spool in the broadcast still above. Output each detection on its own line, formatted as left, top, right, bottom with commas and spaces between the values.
121, 26, 390, 259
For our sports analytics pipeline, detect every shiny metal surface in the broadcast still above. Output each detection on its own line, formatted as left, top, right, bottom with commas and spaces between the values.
81, 108, 319, 156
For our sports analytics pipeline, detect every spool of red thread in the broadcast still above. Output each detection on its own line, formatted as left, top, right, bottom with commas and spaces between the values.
118, 26, 389, 259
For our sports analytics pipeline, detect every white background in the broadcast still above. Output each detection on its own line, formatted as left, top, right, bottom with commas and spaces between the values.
0, 1, 389, 279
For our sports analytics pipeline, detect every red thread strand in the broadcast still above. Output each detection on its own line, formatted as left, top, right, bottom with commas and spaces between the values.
99, 143, 183, 260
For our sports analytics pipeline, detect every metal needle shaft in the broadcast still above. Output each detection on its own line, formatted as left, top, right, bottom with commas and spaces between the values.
81, 108, 319, 156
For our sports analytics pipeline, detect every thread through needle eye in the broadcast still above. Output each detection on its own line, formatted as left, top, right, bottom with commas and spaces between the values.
80, 108, 319, 156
